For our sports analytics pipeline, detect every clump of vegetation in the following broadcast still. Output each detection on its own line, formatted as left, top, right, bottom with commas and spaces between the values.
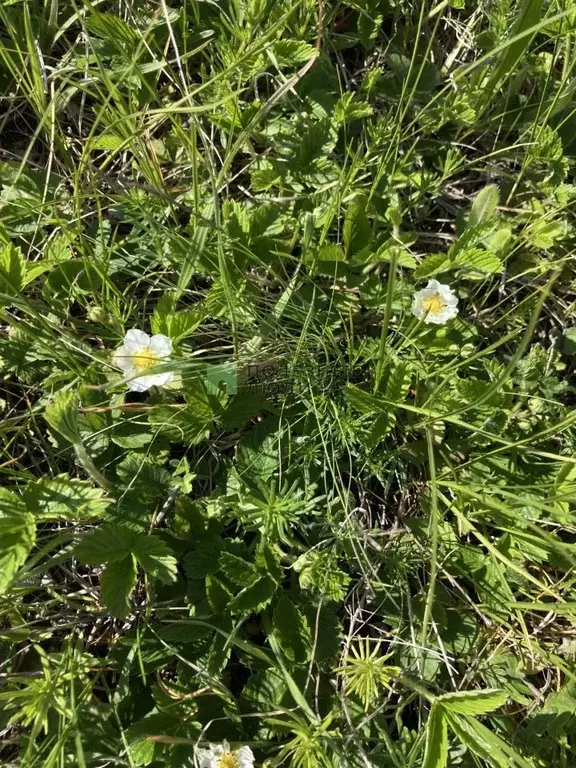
1, 0, 576, 766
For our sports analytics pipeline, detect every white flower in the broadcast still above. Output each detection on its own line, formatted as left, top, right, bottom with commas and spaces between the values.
197, 742, 254, 768
411, 279, 459, 325
113, 329, 174, 392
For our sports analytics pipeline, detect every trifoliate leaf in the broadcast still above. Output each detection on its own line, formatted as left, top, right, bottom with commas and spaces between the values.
151, 293, 204, 341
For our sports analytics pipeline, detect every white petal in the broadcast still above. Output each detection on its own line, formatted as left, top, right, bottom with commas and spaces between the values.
197, 748, 217, 768
113, 345, 136, 374
236, 746, 255, 768
437, 283, 458, 307
124, 329, 150, 352
149, 334, 173, 357
127, 371, 174, 392
150, 371, 174, 387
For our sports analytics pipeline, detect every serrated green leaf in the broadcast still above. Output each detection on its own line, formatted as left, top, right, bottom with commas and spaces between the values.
468, 185, 499, 228
295, 118, 333, 168
414, 253, 449, 279
44, 390, 80, 444
270, 39, 317, 67
272, 594, 309, 663
529, 218, 566, 249
207, 631, 231, 676
423, 703, 448, 768
75, 525, 133, 564
23, 474, 111, 520
131, 535, 177, 585
151, 293, 204, 341
358, 5, 383, 50
206, 575, 234, 614
0, 243, 25, 304
0, 489, 36, 593
455, 248, 503, 274
235, 419, 279, 483
438, 688, 507, 715
218, 551, 258, 586
101, 556, 137, 617
229, 575, 277, 613
344, 201, 371, 258
255, 544, 283, 582
294, 550, 350, 601
86, 11, 139, 50
148, 404, 211, 445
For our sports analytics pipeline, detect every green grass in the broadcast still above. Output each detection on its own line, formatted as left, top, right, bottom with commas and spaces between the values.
1, 0, 576, 766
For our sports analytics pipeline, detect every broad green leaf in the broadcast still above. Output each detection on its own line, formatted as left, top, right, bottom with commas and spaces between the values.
151, 293, 204, 341
344, 201, 371, 258
0, 243, 25, 303
101, 556, 137, 617
423, 703, 448, 768
270, 39, 317, 67
75, 525, 133, 564
148, 404, 211, 445
229, 575, 277, 613
455, 248, 503, 274
295, 119, 333, 168
529, 219, 566, 249
414, 253, 449, 279
206, 575, 233, 614
468, 185, 499, 228
272, 594, 309, 663
44, 390, 80, 444
23, 474, 111, 520
0, 489, 36, 593
438, 688, 507, 715
86, 11, 139, 51
218, 551, 258, 586
235, 419, 279, 483
131, 535, 177, 585
358, 3, 384, 50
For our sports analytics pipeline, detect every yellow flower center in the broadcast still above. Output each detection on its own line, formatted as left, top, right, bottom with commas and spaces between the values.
132, 347, 158, 371
422, 293, 446, 315
218, 754, 239, 768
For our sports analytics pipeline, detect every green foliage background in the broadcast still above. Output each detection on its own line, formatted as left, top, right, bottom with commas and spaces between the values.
1, 0, 576, 765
